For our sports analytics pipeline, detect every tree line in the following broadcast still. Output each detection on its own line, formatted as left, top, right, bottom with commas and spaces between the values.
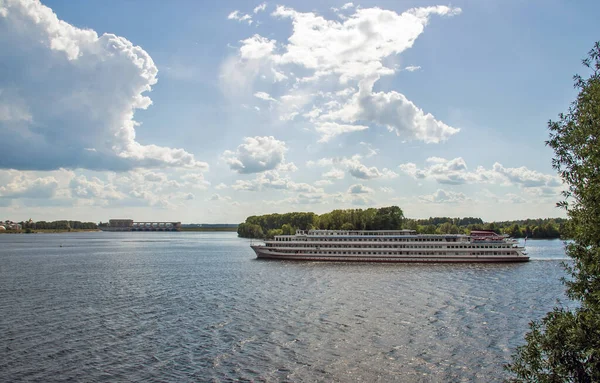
237, 207, 567, 239
20, 220, 98, 230
404, 217, 568, 238
238, 206, 404, 239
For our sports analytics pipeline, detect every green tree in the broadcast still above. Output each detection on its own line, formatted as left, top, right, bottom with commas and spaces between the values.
281, 223, 295, 235
340, 222, 354, 230
506, 42, 600, 381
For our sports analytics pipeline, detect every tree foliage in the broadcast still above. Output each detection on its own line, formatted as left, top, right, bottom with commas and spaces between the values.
506, 42, 600, 382
19, 220, 98, 230
237, 207, 405, 238
239, 208, 567, 239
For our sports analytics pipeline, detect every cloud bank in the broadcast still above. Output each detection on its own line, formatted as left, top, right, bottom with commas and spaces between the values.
0, 0, 207, 171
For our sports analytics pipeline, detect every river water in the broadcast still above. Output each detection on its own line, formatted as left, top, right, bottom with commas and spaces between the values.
0, 232, 569, 382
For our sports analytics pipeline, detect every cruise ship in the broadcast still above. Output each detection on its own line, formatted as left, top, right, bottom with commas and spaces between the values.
251, 229, 529, 263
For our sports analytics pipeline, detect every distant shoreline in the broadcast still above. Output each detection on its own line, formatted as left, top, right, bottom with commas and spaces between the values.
0, 229, 101, 234
0, 228, 238, 234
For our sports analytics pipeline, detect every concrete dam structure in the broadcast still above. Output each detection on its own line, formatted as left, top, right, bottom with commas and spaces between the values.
101, 219, 181, 232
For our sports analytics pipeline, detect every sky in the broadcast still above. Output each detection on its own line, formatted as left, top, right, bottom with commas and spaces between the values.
0, 0, 598, 224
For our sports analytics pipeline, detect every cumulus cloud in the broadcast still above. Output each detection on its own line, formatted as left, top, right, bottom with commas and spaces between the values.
239, 34, 276, 60
69, 175, 124, 200
309, 155, 398, 180
492, 163, 561, 188
221, 4, 462, 143
231, 170, 323, 194
399, 157, 560, 189
181, 173, 211, 189
348, 184, 373, 194
0, 0, 207, 171
0, 167, 209, 209
319, 75, 460, 143
143, 172, 168, 183
322, 168, 345, 180
0, 171, 60, 199
223, 136, 295, 174
419, 189, 468, 204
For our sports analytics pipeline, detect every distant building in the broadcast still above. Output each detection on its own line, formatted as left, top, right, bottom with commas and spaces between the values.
0, 226, 6, 231
100, 219, 181, 232
109, 219, 134, 228
2, 221, 21, 230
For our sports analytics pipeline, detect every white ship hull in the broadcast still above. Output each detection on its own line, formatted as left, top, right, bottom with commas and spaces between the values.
251, 246, 529, 263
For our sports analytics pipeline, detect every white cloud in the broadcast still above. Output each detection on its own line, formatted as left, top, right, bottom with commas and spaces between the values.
254, 91, 277, 102
277, 162, 298, 172
222, 4, 462, 143
322, 168, 345, 180
143, 172, 168, 183
239, 34, 276, 60
310, 155, 397, 180
399, 157, 560, 189
70, 175, 124, 200
228, 10, 253, 25
181, 173, 211, 189
253, 3, 267, 13
492, 163, 561, 188
0, 0, 207, 171
215, 183, 228, 190
348, 184, 373, 194
319, 75, 460, 143
271, 5, 460, 80
419, 189, 468, 204
404, 65, 421, 72
0, 171, 60, 199
315, 122, 369, 142
230, 170, 323, 194
223, 136, 294, 174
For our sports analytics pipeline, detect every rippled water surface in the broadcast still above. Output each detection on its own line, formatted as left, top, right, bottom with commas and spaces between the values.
0, 233, 569, 382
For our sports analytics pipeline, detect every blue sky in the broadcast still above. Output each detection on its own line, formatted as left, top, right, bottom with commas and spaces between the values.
0, 0, 598, 223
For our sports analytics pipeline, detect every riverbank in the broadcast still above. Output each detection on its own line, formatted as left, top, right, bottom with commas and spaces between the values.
0, 229, 101, 234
